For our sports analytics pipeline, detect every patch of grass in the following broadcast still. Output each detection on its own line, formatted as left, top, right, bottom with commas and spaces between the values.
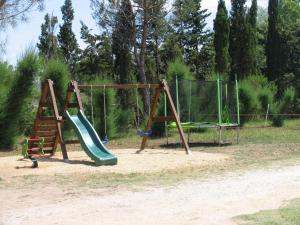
235, 198, 300, 225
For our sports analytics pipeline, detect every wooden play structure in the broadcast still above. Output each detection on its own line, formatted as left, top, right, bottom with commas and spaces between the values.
23, 79, 191, 166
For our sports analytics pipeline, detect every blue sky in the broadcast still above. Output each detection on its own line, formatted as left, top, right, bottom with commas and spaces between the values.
3, 0, 268, 65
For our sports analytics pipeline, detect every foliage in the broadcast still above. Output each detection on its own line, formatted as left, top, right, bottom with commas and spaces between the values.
166, 59, 193, 81
266, 0, 282, 83
239, 75, 276, 125
37, 13, 59, 60
172, 0, 211, 79
93, 78, 121, 139
214, 0, 230, 78
271, 87, 295, 127
0, 62, 14, 116
77, 22, 113, 82
0, 50, 40, 149
57, 0, 79, 76
42, 59, 70, 108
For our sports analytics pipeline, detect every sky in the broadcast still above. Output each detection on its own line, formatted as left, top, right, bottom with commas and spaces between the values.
3, 0, 268, 65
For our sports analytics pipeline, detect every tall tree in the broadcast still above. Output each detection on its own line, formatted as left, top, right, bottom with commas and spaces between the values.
147, 0, 168, 81
244, 0, 258, 75
112, 0, 134, 85
172, 0, 211, 79
58, 0, 79, 75
78, 22, 113, 81
229, 0, 248, 79
214, 0, 230, 78
112, 0, 134, 108
37, 13, 59, 60
266, 0, 281, 82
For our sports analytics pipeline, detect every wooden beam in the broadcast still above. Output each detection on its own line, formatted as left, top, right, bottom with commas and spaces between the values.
162, 80, 191, 154
78, 83, 160, 90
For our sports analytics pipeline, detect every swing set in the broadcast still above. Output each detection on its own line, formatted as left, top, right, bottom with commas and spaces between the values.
23, 79, 191, 167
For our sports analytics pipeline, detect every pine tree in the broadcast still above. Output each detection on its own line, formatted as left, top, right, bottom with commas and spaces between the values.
172, 0, 211, 79
112, 0, 134, 85
112, 0, 135, 109
58, 0, 79, 75
229, 0, 247, 80
266, 0, 281, 82
37, 13, 59, 60
214, 0, 230, 78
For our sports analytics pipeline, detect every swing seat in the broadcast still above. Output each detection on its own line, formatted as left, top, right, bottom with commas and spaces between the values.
102, 136, 109, 145
137, 129, 153, 137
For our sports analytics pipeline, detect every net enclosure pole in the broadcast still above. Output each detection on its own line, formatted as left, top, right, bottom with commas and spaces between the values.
176, 75, 180, 118
217, 78, 222, 125
235, 79, 240, 125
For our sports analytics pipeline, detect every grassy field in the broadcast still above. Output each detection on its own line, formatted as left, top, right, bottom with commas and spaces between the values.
235, 198, 300, 225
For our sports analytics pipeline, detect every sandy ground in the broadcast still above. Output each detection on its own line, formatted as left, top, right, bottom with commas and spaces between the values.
1, 148, 300, 225
0, 148, 229, 179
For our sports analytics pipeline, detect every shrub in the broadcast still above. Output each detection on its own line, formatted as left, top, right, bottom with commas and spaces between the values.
43, 59, 70, 109
0, 62, 14, 117
0, 50, 40, 149
166, 59, 193, 81
271, 87, 295, 127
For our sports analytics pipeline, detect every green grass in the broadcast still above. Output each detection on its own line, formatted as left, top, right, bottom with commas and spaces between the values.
236, 199, 300, 225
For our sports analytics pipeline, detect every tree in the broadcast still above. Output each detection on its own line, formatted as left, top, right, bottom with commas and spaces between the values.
37, 13, 59, 60
112, 0, 135, 108
58, 0, 79, 75
214, 0, 230, 78
0, 50, 40, 149
229, 0, 248, 80
78, 22, 113, 81
242, 0, 258, 76
112, 0, 134, 85
172, 0, 211, 79
266, 0, 281, 82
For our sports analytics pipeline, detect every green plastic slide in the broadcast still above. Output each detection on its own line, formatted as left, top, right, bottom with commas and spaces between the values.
65, 110, 117, 166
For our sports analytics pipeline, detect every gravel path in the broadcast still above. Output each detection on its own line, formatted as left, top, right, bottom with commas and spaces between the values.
1, 164, 300, 225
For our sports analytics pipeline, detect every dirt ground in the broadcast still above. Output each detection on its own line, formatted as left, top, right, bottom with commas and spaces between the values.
1, 146, 300, 225
0, 148, 229, 179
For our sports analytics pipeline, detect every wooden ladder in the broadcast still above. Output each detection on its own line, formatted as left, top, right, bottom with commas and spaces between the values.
30, 79, 68, 160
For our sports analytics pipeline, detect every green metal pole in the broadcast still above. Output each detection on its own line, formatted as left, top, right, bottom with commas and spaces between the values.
176, 75, 180, 118
164, 92, 169, 144
235, 79, 240, 125
217, 78, 222, 125
188, 80, 192, 123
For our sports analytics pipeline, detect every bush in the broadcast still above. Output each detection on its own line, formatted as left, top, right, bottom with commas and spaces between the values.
271, 87, 295, 127
43, 59, 70, 109
166, 59, 193, 81
0, 50, 40, 149
238, 75, 276, 126
0, 62, 14, 117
